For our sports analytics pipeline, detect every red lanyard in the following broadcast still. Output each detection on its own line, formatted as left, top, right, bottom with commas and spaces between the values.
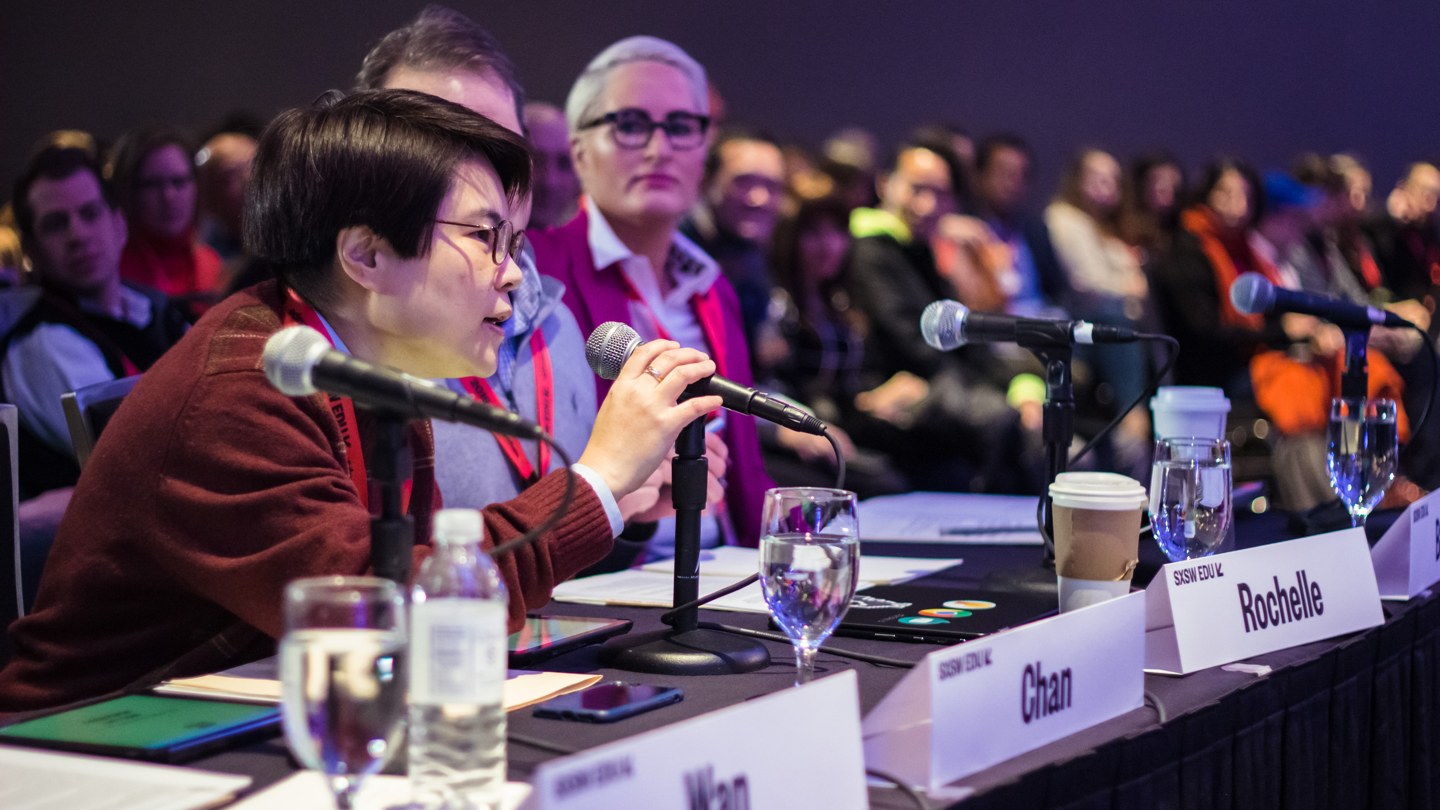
282, 291, 410, 514
617, 270, 729, 379
456, 330, 554, 485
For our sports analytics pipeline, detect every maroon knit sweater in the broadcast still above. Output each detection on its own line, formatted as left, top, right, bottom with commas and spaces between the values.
0, 282, 612, 714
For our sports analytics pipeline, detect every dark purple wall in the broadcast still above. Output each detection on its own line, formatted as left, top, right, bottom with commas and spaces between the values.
4, 1, 1439, 202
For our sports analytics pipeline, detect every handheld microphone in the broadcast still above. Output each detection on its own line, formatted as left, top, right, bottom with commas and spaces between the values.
262, 325, 543, 440
584, 321, 827, 436
1229, 273, 1412, 329
920, 300, 1139, 351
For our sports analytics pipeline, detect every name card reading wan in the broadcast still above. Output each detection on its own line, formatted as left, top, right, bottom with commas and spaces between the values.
862, 592, 1144, 793
1371, 488, 1440, 600
1145, 528, 1383, 675
525, 670, 866, 810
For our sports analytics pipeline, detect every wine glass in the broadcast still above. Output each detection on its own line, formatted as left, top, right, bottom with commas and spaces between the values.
279, 576, 407, 809
758, 487, 860, 686
1327, 397, 1399, 528
1149, 437, 1232, 562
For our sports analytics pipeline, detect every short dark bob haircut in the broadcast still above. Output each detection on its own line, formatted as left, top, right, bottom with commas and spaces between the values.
244, 89, 531, 308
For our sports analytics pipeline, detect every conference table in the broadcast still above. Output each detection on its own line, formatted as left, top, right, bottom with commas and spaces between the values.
190, 511, 1440, 809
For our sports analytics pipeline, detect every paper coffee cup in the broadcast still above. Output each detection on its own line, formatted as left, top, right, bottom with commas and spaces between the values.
1150, 386, 1230, 441
1049, 472, 1147, 612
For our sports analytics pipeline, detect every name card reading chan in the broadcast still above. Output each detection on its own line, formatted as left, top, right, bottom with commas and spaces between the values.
1145, 528, 1384, 675
862, 592, 1145, 793
526, 670, 867, 810
1372, 488, 1440, 600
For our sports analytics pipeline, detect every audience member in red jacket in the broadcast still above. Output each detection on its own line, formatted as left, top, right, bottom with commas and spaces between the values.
0, 90, 722, 714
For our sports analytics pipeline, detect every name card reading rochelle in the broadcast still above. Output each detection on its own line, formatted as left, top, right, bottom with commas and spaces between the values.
1145, 528, 1383, 675
525, 670, 866, 810
1371, 488, 1440, 600
861, 591, 1144, 793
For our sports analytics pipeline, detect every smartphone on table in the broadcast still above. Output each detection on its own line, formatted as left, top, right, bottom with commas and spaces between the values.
532, 681, 683, 723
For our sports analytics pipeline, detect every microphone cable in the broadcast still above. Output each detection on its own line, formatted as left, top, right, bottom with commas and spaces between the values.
1034, 332, 1180, 548
1402, 323, 1435, 456
658, 422, 848, 627
485, 433, 577, 561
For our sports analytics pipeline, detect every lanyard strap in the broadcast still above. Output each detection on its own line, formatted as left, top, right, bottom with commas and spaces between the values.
282, 291, 411, 515
618, 270, 729, 379
456, 330, 554, 485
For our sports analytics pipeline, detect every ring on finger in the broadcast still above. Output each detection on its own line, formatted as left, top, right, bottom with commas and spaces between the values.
644, 365, 665, 383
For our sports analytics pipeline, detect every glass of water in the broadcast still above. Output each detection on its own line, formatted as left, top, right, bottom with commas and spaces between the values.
1328, 397, 1399, 527
280, 576, 407, 809
759, 487, 860, 687
1149, 437, 1233, 562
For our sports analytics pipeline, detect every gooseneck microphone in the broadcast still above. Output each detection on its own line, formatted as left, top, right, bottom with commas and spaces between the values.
585, 321, 827, 436
1229, 273, 1412, 329
920, 300, 1139, 351
262, 325, 543, 439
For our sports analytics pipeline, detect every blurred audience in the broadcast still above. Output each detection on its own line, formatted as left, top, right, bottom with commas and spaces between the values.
524, 101, 582, 229
1045, 148, 1151, 417
107, 128, 223, 308
844, 138, 1039, 492
194, 116, 262, 265
973, 133, 1067, 318
682, 128, 786, 353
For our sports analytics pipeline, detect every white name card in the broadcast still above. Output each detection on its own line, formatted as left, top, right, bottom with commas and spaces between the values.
525, 670, 866, 810
1145, 528, 1384, 675
1371, 488, 1440, 600
862, 591, 1145, 793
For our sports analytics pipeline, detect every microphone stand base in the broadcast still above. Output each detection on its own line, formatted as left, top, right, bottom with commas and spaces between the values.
597, 627, 771, 675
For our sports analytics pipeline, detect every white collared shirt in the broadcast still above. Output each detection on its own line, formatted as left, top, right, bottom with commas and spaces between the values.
586, 205, 720, 355
585, 206, 731, 558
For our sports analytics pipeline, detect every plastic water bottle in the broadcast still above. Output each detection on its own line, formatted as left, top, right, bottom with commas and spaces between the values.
409, 509, 508, 809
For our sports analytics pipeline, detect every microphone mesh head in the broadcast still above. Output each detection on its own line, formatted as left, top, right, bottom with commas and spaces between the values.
1229, 273, 1275, 315
262, 325, 330, 395
585, 321, 643, 380
920, 300, 969, 350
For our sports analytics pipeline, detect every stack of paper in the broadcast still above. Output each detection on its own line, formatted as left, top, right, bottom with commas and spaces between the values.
857, 492, 1042, 544
225, 773, 531, 810
551, 546, 962, 613
0, 746, 250, 810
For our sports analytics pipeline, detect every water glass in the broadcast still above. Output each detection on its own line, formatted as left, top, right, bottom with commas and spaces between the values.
758, 487, 860, 686
280, 576, 407, 809
1328, 397, 1399, 527
1149, 437, 1232, 562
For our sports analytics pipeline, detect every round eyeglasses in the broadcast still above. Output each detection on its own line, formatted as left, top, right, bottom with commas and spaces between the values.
434, 218, 526, 265
578, 108, 711, 150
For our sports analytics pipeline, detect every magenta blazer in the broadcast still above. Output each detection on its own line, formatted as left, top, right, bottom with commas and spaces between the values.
529, 209, 775, 547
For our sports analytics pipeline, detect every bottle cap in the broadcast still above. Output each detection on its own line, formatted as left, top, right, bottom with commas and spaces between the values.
433, 508, 484, 545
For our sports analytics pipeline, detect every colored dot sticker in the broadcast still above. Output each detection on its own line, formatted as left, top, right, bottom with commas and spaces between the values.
898, 616, 951, 625
918, 608, 972, 618
944, 600, 997, 610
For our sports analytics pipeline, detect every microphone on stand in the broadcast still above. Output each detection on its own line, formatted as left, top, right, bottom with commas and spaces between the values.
585, 321, 827, 436
920, 299, 1139, 351
1229, 273, 1413, 329
263, 325, 542, 438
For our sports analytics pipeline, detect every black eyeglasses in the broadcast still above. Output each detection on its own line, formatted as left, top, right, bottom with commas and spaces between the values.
578, 108, 711, 150
435, 218, 526, 265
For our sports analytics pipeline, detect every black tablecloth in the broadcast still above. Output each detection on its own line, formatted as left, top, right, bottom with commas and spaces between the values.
192, 514, 1440, 809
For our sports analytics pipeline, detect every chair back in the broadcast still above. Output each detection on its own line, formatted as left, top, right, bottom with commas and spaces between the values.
61, 375, 140, 470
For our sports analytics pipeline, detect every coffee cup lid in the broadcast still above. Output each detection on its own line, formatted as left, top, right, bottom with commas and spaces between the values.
1049, 472, 1147, 510
1151, 386, 1230, 411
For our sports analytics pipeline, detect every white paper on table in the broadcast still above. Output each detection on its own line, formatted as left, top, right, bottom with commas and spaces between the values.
641, 545, 960, 584
157, 659, 599, 712
857, 492, 1043, 544
0, 746, 251, 810
225, 773, 531, 810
